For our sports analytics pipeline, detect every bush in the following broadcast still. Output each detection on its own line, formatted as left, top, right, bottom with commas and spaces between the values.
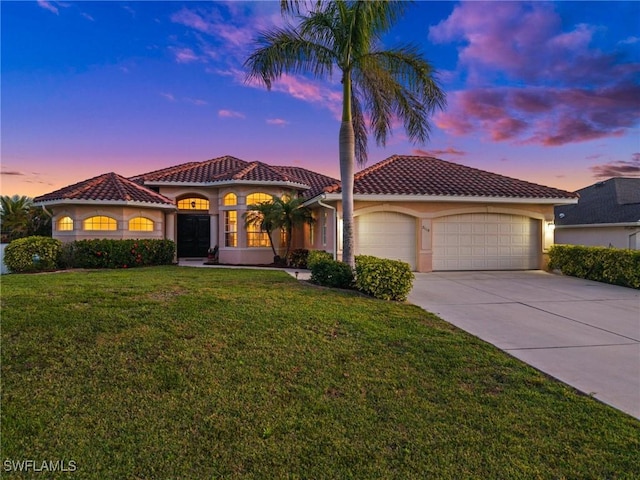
307, 250, 333, 270
548, 245, 640, 289
62, 239, 176, 269
309, 258, 354, 289
3, 236, 62, 273
355, 255, 415, 301
287, 249, 309, 268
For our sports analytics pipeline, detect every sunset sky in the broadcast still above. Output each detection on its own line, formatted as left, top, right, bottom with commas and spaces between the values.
2, 1, 639, 198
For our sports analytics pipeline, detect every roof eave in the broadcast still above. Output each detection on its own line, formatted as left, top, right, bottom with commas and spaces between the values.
33, 199, 177, 210
317, 193, 579, 204
555, 221, 640, 229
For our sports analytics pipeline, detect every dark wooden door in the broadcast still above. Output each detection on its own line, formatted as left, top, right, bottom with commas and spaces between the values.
177, 215, 210, 257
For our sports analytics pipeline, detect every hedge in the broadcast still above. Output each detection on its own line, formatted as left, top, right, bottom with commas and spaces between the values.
355, 255, 415, 301
309, 254, 416, 301
60, 239, 176, 269
548, 245, 640, 289
309, 258, 354, 289
287, 249, 309, 269
307, 250, 334, 270
3, 236, 62, 273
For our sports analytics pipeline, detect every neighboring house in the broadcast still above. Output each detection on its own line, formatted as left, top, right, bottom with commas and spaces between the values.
554, 177, 640, 250
34, 154, 578, 271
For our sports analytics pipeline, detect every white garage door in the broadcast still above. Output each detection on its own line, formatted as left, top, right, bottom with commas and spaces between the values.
433, 213, 540, 271
355, 212, 416, 269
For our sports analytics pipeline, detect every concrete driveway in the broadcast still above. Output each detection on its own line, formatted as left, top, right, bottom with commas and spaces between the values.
408, 271, 640, 419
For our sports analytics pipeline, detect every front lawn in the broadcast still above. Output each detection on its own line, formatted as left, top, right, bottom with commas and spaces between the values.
2, 267, 638, 478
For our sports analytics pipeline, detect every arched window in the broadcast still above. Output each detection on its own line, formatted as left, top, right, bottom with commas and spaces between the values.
177, 198, 209, 210
57, 216, 73, 231
128, 217, 154, 231
223, 193, 237, 206
246, 192, 272, 206
84, 216, 117, 231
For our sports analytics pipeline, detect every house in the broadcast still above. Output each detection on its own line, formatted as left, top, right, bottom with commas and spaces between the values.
554, 177, 640, 250
34, 154, 578, 271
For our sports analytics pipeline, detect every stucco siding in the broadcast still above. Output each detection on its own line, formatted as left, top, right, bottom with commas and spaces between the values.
555, 226, 640, 249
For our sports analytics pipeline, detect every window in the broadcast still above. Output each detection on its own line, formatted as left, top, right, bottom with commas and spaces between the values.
246, 192, 272, 206
223, 193, 237, 206
84, 216, 117, 231
309, 215, 315, 245
247, 224, 270, 247
177, 198, 209, 210
57, 216, 73, 231
225, 211, 237, 247
129, 217, 154, 231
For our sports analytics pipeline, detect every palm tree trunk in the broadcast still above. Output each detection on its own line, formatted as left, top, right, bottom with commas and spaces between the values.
339, 72, 356, 268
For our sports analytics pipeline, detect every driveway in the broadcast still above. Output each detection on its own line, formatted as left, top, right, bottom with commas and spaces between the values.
408, 270, 640, 419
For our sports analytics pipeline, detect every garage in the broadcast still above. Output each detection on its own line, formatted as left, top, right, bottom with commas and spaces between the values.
432, 213, 540, 271
355, 211, 416, 269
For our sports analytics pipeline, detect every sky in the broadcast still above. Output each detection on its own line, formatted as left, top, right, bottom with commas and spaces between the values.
1, 0, 639, 198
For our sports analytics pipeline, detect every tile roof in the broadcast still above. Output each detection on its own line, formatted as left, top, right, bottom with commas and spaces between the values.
324, 155, 578, 200
34, 172, 175, 206
130, 156, 247, 184
129, 155, 338, 195
555, 177, 640, 225
271, 165, 339, 198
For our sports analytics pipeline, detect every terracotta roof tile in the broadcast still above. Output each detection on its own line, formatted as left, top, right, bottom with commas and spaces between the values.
131, 156, 248, 184
34, 172, 174, 206
324, 155, 578, 199
271, 165, 338, 198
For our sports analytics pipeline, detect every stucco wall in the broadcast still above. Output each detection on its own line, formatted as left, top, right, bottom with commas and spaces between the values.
555, 226, 640, 249
50, 205, 167, 242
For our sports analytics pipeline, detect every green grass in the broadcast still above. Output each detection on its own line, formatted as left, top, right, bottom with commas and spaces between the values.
1, 266, 638, 479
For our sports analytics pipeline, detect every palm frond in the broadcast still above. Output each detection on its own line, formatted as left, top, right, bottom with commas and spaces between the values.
244, 27, 335, 88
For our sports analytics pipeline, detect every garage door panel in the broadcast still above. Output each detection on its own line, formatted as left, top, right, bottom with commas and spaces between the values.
433, 213, 540, 271
355, 212, 416, 269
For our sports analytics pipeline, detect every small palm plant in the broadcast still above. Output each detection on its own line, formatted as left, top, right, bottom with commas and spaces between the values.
243, 193, 315, 264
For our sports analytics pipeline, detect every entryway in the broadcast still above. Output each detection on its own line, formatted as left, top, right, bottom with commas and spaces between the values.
177, 214, 210, 257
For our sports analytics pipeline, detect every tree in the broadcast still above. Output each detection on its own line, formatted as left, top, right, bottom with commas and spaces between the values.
245, 0, 446, 267
243, 200, 281, 260
243, 193, 314, 264
0, 195, 52, 242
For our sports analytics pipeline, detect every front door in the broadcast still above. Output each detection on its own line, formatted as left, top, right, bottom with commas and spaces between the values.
177, 214, 210, 257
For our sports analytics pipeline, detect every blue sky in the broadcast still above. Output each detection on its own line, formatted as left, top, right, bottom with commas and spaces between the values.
2, 1, 639, 198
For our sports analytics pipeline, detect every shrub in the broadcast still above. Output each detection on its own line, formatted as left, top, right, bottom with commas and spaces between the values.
548, 245, 640, 289
62, 239, 176, 269
355, 255, 415, 301
3, 236, 62, 273
309, 258, 354, 289
287, 249, 309, 268
307, 250, 333, 270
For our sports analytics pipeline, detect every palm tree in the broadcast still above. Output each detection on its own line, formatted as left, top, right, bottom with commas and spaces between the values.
245, 0, 445, 267
244, 200, 281, 260
1, 195, 33, 242
274, 194, 314, 260
244, 193, 315, 264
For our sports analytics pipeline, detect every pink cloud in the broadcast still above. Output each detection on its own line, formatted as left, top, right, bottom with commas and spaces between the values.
429, 2, 635, 85
218, 110, 245, 119
160, 92, 175, 102
590, 153, 640, 178
437, 81, 640, 146
267, 118, 288, 126
37, 1, 59, 15
170, 47, 200, 64
413, 147, 465, 157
